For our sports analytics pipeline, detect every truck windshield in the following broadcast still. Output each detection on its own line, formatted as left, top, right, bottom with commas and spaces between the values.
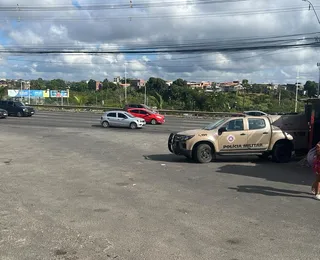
15, 102, 25, 107
203, 118, 227, 130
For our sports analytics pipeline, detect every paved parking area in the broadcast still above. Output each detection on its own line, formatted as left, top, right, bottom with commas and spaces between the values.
0, 124, 318, 260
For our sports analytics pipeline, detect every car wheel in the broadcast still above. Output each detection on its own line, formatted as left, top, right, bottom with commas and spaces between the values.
130, 122, 137, 129
194, 143, 213, 163
272, 142, 292, 163
151, 119, 157, 125
102, 121, 109, 128
16, 112, 23, 117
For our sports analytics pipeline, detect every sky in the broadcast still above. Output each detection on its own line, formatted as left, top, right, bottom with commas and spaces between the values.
0, 0, 320, 83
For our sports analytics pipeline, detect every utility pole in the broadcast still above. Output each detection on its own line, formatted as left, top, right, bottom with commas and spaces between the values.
317, 63, 320, 97
295, 69, 299, 113
28, 82, 31, 105
144, 84, 147, 105
124, 63, 127, 104
278, 86, 281, 106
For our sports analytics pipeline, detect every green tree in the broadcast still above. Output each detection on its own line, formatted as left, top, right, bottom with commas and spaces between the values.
102, 78, 109, 90
46, 79, 67, 90
146, 77, 167, 96
304, 80, 318, 97
88, 79, 96, 91
0, 86, 8, 99
70, 81, 88, 92
172, 78, 187, 87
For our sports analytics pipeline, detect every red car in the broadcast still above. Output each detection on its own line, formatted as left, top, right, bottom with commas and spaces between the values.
127, 108, 165, 125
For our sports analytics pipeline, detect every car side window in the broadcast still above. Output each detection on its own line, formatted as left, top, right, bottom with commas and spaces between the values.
8, 101, 13, 106
248, 118, 266, 130
107, 112, 116, 117
223, 119, 244, 131
118, 113, 127, 119
139, 110, 148, 115
131, 109, 139, 113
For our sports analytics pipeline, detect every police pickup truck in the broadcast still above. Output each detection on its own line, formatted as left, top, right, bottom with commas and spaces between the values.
168, 115, 294, 163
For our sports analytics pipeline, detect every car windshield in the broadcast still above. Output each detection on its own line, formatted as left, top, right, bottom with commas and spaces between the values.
203, 118, 227, 130
146, 109, 156, 114
15, 102, 25, 107
125, 112, 134, 118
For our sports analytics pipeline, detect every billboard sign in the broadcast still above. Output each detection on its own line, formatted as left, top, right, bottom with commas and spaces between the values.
49, 90, 69, 98
8, 89, 45, 98
7, 89, 69, 98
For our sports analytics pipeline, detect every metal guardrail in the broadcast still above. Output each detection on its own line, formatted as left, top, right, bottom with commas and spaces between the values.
31, 104, 240, 117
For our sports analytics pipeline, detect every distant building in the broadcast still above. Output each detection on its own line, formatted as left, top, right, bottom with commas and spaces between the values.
130, 79, 145, 90
166, 81, 173, 86
113, 76, 121, 83
186, 81, 211, 90
119, 83, 130, 88
218, 81, 243, 92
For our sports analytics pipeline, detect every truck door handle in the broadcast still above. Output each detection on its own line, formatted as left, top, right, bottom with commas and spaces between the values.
240, 133, 246, 136
263, 132, 268, 134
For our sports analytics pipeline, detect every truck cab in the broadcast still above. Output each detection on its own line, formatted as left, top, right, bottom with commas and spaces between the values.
168, 115, 294, 163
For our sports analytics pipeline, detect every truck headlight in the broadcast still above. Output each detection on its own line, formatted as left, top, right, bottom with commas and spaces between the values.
180, 135, 194, 141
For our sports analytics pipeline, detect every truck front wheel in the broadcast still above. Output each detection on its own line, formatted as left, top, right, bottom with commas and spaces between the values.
194, 143, 213, 163
272, 142, 292, 163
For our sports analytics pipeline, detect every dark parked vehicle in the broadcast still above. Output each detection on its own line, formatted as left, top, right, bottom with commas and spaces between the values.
124, 103, 158, 113
0, 108, 8, 118
0, 101, 35, 117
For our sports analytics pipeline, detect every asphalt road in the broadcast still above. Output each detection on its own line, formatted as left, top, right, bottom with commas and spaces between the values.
0, 110, 215, 134
0, 113, 319, 260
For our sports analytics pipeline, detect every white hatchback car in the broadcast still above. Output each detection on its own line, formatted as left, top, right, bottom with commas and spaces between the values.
100, 110, 146, 129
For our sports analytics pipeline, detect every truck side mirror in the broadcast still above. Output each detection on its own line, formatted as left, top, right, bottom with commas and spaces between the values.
218, 127, 227, 135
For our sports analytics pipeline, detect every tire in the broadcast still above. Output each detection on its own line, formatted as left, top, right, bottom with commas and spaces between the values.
16, 112, 23, 117
272, 142, 292, 163
102, 121, 109, 128
194, 143, 213, 163
151, 119, 157, 125
130, 122, 137, 129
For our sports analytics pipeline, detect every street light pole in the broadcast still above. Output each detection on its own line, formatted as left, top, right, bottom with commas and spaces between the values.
124, 63, 127, 104
28, 82, 31, 105
20, 81, 23, 102
302, 0, 320, 24
295, 69, 299, 113
302, 0, 320, 97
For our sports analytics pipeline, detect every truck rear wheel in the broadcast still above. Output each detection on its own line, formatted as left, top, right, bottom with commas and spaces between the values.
194, 143, 213, 163
272, 142, 292, 163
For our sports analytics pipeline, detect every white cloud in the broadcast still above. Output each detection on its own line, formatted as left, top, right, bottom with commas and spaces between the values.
0, 0, 319, 83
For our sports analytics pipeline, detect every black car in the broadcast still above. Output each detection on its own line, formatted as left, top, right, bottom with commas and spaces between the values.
124, 103, 158, 113
0, 108, 8, 118
0, 100, 35, 117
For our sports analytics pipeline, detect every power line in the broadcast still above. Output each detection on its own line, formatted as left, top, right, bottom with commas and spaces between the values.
0, 0, 247, 12
1, 40, 319, 54
3, 5, 319, 21
0, 31, 315, 50
6, 31, 318, 47
2, 47, 315, 68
